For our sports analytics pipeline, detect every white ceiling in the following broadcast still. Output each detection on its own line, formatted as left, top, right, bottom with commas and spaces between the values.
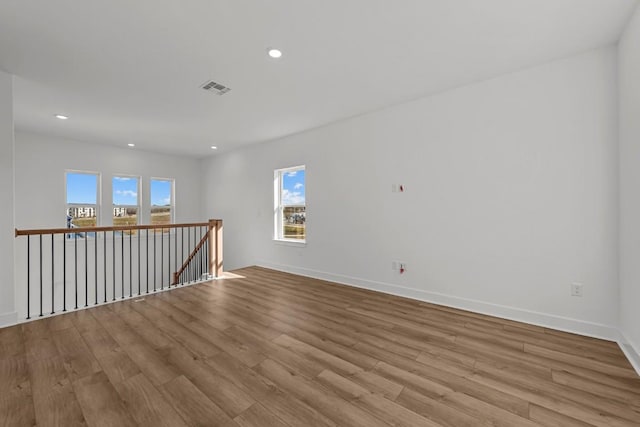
0, 0, 637, 157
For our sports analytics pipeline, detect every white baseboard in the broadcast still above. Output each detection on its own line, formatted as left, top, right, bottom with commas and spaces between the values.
617, 332, 640, 376
0, 311, 17, 328
257, 261, 620, 342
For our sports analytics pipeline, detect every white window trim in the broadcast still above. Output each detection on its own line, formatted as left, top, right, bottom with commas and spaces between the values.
65, 170, 101, 229
112, 174, 141, 226
274, 165, 306, 244
150, 177, 175, 225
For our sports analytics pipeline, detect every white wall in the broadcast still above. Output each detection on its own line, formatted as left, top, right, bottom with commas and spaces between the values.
619, 4, 640, 370
10, 131, 205, 321
14, 131, 203, 228
201, 46, 620, 339
0, 70, 15, 326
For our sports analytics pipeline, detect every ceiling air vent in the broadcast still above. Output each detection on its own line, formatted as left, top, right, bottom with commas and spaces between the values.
200, 80, 231, 95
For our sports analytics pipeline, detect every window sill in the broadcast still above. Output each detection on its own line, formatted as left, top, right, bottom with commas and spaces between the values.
273, 239, 306, 247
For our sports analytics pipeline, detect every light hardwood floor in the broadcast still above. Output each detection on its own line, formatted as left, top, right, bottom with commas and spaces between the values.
1, 266, 639, 426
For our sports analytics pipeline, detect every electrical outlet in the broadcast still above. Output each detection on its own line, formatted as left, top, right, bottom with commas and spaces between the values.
571, 283, 583, 297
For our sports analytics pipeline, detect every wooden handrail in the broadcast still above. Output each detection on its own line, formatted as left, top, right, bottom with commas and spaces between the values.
16, 220, 223, 280
171, 219, 223, 283
14, 218, 223, 319
15, 221, 209, 237
172, 232, 209, 285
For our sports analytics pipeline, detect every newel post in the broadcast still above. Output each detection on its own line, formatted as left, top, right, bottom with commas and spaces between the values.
209, 219, 223, 278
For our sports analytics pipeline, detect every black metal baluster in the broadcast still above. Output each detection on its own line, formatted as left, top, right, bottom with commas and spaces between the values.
94, 233, 98, 305
75, 233, 78, 309
121, 230, 124, 299
27, 236, 30, 319
153, 229, 156, 291
129, 230, 132, 298
103, 231, 107, 303
195, 227, 198, 281
197, 227, 200, 280
195, 227, 198, 282
181, 227, 184, 285
192, 227, 195, 282
51, 234, 54, 314
188, 227, 191, 282
146, 229, 149, 294
168, 228, 171, 287
138, 228, 141, 296
112, 231, 115, 301
63, 233, 66, 312
161, 227, 164, 290
39, 235, 43, 317
84, 233, 88, 307
174, 225, 177, 285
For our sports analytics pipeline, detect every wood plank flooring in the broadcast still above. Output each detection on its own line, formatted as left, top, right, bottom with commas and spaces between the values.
1, 266, 639, 426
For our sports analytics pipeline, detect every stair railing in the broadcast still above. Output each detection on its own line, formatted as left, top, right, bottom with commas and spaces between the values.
14, 219, 223, 320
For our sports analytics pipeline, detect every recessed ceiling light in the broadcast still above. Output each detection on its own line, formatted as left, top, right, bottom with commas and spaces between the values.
211, 146, 218, 150
127, 143, 135, 147
268, 48, 282, 59
55, 114, 69, 120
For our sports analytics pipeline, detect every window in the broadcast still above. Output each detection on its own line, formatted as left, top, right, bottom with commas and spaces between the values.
150, 178, 174, 227
274, 165, 306, 242
66, 171, 99, 228
113, 176, 140, 231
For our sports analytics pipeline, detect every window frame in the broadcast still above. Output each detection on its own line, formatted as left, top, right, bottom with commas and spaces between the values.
65, 170, 101, 229
112, 174, 141, 228
150, 177, 175, 226
274, 165, 306, 244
